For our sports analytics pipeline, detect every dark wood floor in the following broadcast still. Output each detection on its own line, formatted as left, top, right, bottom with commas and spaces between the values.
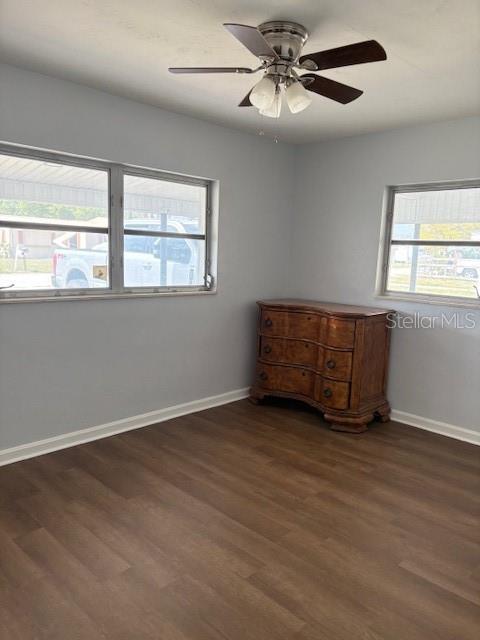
0, 399, 479, 640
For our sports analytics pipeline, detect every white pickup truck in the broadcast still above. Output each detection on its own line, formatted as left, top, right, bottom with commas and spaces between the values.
52, 220, 202, 288
452, 247, 480, 280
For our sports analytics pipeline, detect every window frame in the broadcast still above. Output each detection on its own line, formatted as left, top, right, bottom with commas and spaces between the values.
120, 166, 212, 295
377, 179, 480, 307
0, 144, 216, 303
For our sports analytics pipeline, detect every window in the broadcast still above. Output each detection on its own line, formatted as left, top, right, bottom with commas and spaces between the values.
379, 181, 480, 304
122, 173, 206, 289
0, 153, 109, 293
0, 145, 215, 301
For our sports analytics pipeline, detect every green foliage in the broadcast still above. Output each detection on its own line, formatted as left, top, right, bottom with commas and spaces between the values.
415, 224, 480, 259
420, 223, 479, 241
0, 199, 105, 222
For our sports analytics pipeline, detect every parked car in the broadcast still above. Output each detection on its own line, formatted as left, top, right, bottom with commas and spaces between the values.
451, 247, 480, 279
52, 220, 201, 288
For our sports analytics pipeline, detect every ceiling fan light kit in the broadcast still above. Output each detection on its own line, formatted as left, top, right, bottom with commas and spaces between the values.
169, 20, 387, 120
250, 75, 276, 110
286, 80, 312, 114
260, 87, 282, 118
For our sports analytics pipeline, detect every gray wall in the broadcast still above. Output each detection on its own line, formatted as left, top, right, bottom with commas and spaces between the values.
0, 64, 295, 449
290, 117, 480, 431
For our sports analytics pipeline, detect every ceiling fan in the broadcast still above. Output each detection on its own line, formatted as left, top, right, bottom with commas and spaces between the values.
169, 21, 387, 118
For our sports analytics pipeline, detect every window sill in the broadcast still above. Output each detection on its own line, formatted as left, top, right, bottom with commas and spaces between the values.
0, 288, 217, 304
375, 292, 480, 310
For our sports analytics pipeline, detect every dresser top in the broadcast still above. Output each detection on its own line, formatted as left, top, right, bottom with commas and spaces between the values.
257, 299, 393, 318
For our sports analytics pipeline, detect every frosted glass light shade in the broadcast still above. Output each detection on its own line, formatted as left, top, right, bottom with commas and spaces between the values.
286, 80, 312, 114
260, 89, 282, 118
250, 76, 276, 110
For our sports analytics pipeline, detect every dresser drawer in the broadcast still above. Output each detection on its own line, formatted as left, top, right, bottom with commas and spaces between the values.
261, 309, 318, 340
315, 376, 350, 410
260, 310, 287, 335
257, 364, 313, 396
260, 337, 317, 368
324, 317, 356, 349
319, 347, 353, 381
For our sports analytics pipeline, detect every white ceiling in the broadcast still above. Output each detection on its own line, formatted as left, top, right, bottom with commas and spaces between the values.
1, 0, 479, 143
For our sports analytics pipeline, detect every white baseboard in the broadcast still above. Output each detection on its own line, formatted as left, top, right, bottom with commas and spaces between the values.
0, 387, 250, 467
391, 409, 480, 446
1, 391, 477, 468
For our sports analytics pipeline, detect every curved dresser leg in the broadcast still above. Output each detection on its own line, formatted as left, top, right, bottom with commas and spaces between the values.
375, 403, 391, 423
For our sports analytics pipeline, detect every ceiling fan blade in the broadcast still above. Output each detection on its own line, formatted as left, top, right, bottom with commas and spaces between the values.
299, 40, 386, 70
238, 90, 253, 107
224, 23, 278, 60
169, 67, 253, 74
302, 74, 363, 104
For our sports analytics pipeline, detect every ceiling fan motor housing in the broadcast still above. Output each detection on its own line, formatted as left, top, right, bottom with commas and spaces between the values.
258, 21, 309, 63
257, 21, 309, 85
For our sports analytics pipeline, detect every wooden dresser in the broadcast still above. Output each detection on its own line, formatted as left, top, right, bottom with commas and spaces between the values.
250, 299, 392, 433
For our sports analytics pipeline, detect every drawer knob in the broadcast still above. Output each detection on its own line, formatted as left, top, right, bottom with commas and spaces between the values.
323, 388, 332, 398
264, 345, 272, 354
259, 371, 268, 381
326, 360, 336, 370
264, 318, 273, 327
